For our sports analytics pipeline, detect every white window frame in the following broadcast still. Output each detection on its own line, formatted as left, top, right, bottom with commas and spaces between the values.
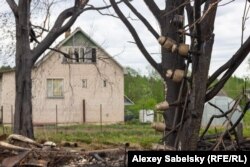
82, 79, 87, 88
47, 78, 64, 98
62, 46, 96, 64
103, 80, 107, 87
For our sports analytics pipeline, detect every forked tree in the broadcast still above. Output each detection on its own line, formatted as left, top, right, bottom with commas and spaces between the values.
109, 0, 250, 150
5, 0, 113, 138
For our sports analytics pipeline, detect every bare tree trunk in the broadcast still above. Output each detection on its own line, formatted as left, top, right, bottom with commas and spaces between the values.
179, 36, 214, 150
13, 0, 34, 139
14, 60, 34, 139
161, 0, 185, 146
6, 0, 89, 138
178, 0, 218, 150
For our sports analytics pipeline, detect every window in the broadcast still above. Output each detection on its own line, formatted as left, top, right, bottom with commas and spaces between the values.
74, 48, 79, 63
79, 48, 84, 62
47, 79, 64, 98
82, 79, 87, 88
67, 48, 73, 63
85, 47, 96, 63
63, 47, 96, 63
103, 80, 107, 87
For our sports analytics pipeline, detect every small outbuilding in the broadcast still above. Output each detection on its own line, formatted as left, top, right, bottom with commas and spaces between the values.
201, 93, 242, 127
139, 110, 154, 123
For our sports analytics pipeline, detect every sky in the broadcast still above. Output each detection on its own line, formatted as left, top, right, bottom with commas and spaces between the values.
0, 0, 250, 78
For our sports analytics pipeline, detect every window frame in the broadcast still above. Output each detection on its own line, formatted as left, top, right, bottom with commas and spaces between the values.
82, 79, 87, 88
47, 78, 64, 99
103, 80, 107, 87
62, 46, 97, 64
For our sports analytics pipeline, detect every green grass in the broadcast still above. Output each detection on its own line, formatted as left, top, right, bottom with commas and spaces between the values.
243, 111, 250, 137
32, 122, 162, 150
199, 110, 250, 138
1, 113, 249, 151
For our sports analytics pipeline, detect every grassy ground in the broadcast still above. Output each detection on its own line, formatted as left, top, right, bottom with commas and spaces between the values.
243, 111, 250, 137
32, 122, 163, 150
1, 114, 249, 150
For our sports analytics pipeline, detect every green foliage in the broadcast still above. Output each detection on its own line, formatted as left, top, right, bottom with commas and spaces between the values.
223, 76, 250, 99
243, 111, 250, 126
125, 67, 164, 118
0, 65, 12, 72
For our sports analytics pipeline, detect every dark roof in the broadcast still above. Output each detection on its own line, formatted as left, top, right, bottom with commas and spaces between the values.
216, 90, 228, 96
124, 95, 134, 106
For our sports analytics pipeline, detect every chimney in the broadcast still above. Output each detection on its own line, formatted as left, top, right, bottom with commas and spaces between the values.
65, 28, 71, 38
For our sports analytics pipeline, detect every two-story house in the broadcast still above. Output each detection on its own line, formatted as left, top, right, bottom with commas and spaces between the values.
0, 27, 124, 125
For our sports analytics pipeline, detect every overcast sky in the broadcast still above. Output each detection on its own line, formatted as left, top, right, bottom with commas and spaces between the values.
0, 0, 250, 78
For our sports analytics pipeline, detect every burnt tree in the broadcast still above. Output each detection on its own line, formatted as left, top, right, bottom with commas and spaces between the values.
110, 0, 250, 150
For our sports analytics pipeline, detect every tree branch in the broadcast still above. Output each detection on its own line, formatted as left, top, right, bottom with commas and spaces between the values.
110, 0, 160, 73
201, 0, 208, 4
207, 36, 250, 87
83, 1, 123, 18
32, 0, 89, 64
185, 1, 194, 31
194, 0, 201, 44
123, 0, 159, 39
6, 0, 18, 18
200, 100, 238, 139
143, 0, 162, 23
206, 36, 250, 101
84, 1, 122, 11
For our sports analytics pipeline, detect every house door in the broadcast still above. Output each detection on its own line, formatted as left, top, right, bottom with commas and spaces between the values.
82, 99, 86, 123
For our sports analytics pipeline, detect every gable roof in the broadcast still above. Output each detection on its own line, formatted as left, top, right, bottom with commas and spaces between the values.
124, 95, 134, 106
35, 27, 124, 71
216, 90, 228, 97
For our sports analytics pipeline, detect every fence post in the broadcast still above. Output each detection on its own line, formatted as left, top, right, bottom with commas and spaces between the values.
56, 105, 58, 133
11, 105, 13, 133
100, 104, 102, 133
1, 106, 4, 134
0, 106, 2, 123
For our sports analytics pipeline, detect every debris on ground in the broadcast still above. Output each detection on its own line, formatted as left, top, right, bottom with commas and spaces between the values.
1, 133, 250, 166
0, 134, 127, 167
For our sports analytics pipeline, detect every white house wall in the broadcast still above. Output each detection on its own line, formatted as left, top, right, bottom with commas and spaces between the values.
1, 72, 15, 124
1, 31, 124, 125
31, 47, 124, 124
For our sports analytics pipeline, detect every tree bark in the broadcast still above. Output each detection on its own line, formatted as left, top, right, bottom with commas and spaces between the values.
178, 0, 218, 150
7, 0, 89, 138
161, 0, 185, 146
179, 36, 214, 150
14, 0, 34, 139
14, 60, 34, 138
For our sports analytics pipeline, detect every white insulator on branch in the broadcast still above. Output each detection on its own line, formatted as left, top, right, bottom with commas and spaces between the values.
151, 122, 166, 132
158, 36, 166, 45
155, 101, 169, 111
172, 44, 178, 53
178, 44, 189, 57
172, 15, 184, 26
158, 36, 177, 51
166, 69, 185, 82
166, 69, 173, 78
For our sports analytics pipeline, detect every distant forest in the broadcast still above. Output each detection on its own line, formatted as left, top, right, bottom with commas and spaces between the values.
0, 65, 249, 118
124, 66, 250, 118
